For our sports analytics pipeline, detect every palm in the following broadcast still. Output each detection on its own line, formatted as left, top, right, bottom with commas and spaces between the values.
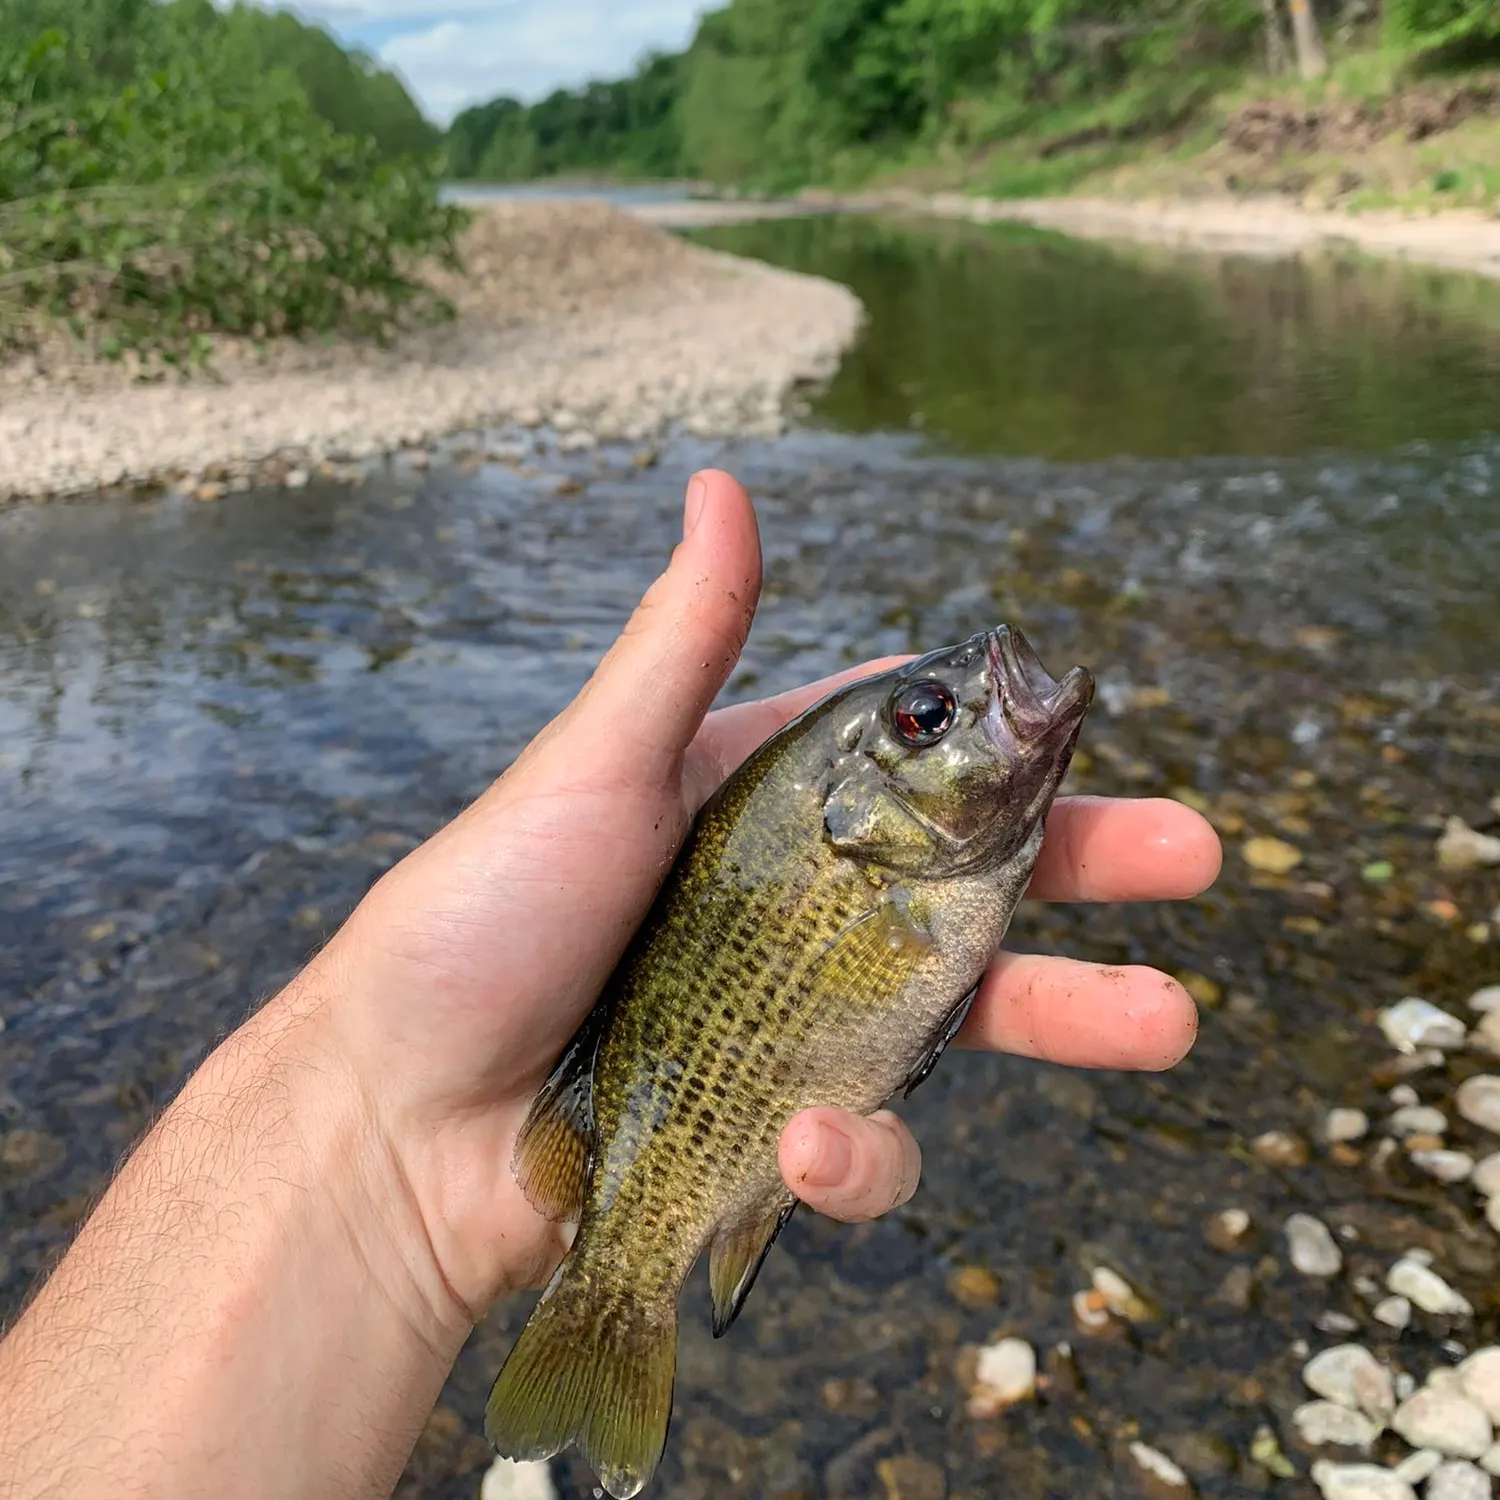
320, 470, 1219, 1317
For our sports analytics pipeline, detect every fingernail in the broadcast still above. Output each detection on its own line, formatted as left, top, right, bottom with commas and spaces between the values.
683, 474, 708, 538
802, 1123, 853, 1188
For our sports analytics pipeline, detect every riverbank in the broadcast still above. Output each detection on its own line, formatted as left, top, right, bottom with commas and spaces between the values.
0, 199, 863, 508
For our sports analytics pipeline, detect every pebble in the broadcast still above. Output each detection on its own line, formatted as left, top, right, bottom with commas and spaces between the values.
1379, 999, 1468, 1054
1458, 1077, 1500, 1135
876, 1455, 946, 1500
1253, 1129, 1311, 1167
1388, 1257, 1473, 1317
947, 1265, 1001, 1307
1470, 986, 1500, 1014
1438, 817, 1500, 870
1470, 1013, 1500, 1055
1092, 1266, 1152, 1322
1072, 1288, 1114, 1332
1205, 1208, 1252, 1250
1391, 1388, 1492, 1458
1310, 1460, 1416, 1500
1473, 1155, 1500, 1197
1243, 835, 1303, 873
479, 1457, 558, 1500
1320, 1312, 1364, 1335
1392, 1449, 1445, 1484
1459, 1349, 1500, 1422
1427, 1461, 1493, 1500
1293, 1400, 1380, 1449
1303, 1345, 1397, 1422
967, 1338, 1036, 1416
1390, 1105, 1449, 1137
1411, 1149, 1475, 1184
1287, 1214, 1344, 1276
1489, 1197, 1500, 1234
1374, 1296, 1413, 1330
1326, 1109, 1371, 1144
1391, 1085, 1422, 1107
1482, 1443, 1500, 1477
1127, 1441, 1192, 1495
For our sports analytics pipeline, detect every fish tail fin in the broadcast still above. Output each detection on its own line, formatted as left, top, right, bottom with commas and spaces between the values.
485, 1262, 678, 1500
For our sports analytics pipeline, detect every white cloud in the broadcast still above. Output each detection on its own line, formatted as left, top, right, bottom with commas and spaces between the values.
379, 2, 709, 122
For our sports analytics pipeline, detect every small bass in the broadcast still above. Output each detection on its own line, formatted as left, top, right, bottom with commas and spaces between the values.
486, 625, 1094, 1496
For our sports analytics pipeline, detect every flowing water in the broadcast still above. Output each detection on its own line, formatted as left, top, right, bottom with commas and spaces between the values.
2, 214, 1499, 1499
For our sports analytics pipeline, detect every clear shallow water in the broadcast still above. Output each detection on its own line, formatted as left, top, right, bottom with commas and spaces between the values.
689, 214, 1500, 461
2, 219, 1499, 1499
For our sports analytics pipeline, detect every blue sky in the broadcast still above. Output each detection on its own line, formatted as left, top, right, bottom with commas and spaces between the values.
256, 2, 712, 123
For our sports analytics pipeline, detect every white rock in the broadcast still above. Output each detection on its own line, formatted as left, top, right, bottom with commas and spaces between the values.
1438, 817, 1500, 870
1310, 1460, 1416, 1500
1381, 999, 1468, 1054
1398, 1373, 1419, 1401
1392, 1448, 1445, 1484
1392, 1085, 1422, 1107
1481, 1441, 1500, 1477
1294, 1401, 1380, 1448
1470, 1155, 1500, 1197
1288, 1214, 1345, 1276
1412, 1150, 1475, 1184
1471, 1013, 1500, 1056
1390, 1105, 1449, 1137
1458, 1077, 1500, 1135
1391, 1388, 1492, 1458
1127, 1442, 1191, 1492
479, 1457, 558, 1500
1388, 1257, 1474, 1317
972, 1338, 1037, 1407
1326, 1108, 1371, 1143
1304, 1345, 1397, 1422
1375, 1296, 1413, 1330
1470, 986, 1500, 1014
1320, 1312, 1363, 1335
1489, 1197, 1500, 1235
1460, 1349, 1500, 1422
1427, 1460, 1493, 1500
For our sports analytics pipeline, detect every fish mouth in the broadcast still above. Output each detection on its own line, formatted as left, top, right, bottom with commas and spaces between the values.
984, 624, 1094, 749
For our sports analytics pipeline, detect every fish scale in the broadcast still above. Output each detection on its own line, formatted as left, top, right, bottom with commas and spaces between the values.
485, 625, 1093, 1499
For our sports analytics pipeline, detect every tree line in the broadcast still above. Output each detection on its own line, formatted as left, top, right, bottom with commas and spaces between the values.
1, 0, 461, 362
446, 0, 1500, 189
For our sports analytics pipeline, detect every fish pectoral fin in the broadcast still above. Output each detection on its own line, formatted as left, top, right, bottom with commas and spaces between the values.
708, 1195, 798, 1338
903, 980, 981, 1097
806, 900, 934, 1012
513, 999, 608, 1222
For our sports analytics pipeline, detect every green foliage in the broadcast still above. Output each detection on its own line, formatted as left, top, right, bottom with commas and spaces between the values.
0, 0, 463, 362
1383, 0, 1500, 60
448, 0, 1274, 189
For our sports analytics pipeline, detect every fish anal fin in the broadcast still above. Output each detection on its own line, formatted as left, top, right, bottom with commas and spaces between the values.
513, 1000, 608, 1222
903, 980, 980, 1097
708, 1194, 797, 1338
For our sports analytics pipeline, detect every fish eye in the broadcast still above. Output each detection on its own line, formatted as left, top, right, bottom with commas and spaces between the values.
890, 680, 957, 747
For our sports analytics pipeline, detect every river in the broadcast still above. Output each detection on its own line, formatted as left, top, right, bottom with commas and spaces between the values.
1, 212, 1498, 1499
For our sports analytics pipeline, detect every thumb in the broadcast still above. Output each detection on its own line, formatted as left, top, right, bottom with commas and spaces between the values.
527, 469, 763, 792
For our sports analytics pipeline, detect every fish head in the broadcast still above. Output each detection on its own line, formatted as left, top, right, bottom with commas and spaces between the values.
818, 626, 1094, 876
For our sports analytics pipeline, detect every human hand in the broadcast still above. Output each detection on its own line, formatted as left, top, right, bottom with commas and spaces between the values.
304, 468, 1220, 1331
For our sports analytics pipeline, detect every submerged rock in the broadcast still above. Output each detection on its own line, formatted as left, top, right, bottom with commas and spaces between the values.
1293, 1400, 1380, 1449
1388, 1257, 1473, 1317
1126, 1441, 1193, 1496
1457, 1077, 1500, 1135
1390, 1387, 1492, 1459
1310, 1460, 1415, 1500
1287, 1214, 1344, 1276
1410, 1149, 1474, 1184
1379, 999, 1466, 1055
966, 1337, 1037, 1417
479, 1457, 558, 1500
1325, 1109, 1371, 1144
1388, 1104, 1449, 1137
1437, 817, 1500, 870
1374, 1296, 1413, 1330
1303, 1345, 1396, 1422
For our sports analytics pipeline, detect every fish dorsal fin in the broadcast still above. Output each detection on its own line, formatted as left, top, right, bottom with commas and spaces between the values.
513, 1000, 609, 1222
708, 1194, 798, 1338
805, 899, 934, 1014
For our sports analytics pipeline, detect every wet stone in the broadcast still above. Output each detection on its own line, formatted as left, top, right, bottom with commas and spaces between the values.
1303, 1345, 1396, 1423
1388, 1105, 1448, 1138
1374, 1296, 1413, 1330
1388, 1257, 1473, 1318
478, 1458, 558, 1500
1325, 1109, 1371, 1144
965, 1337, 1036, 1417
1392, 1449, 1445, 1485
1287, 1213, 1343, 1276
1205, 1207, 1252, 1250
1253, 1130, 1311, 1167
1379, 998, 1467, 1054
1391, 1388, 1492, 1459
1470, 986, 1500, 1014
1125, 1441, 1193, 1497
1411, 1149, 1475, 1183
1457, 1077, 1500, 1136
1427, 1461, 1492, 1500
1311, 1461, 1416, 1500
1458, 1349, 1500, 1423
1292, 1400, 1380, 1450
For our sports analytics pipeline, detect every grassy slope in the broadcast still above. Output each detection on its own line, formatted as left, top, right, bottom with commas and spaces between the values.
834, 48, 1500, 215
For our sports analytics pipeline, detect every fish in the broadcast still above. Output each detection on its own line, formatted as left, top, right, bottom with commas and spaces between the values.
484, 624, 1095, 1497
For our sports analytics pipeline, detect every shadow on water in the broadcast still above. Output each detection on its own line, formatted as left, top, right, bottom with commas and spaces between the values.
687, 214, 1500, 460
2, 215, 1500, 1498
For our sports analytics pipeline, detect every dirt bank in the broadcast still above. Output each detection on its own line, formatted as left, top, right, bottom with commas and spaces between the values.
0, 200, 864, 507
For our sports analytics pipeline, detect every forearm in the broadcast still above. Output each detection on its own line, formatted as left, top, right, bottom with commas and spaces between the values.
0, 974, 471, 1500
